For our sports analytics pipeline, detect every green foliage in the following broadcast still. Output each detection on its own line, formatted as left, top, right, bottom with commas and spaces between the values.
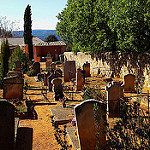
24, 5, 33, 60
0, 39, 10, 78
45, 34, 58, 42
27, 69, 34, 76
57, 0, 150, 53
9, 46, 29, 72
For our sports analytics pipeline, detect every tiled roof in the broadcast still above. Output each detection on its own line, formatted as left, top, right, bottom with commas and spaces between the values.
35, 41, 66, 46
0, 37, 44, 46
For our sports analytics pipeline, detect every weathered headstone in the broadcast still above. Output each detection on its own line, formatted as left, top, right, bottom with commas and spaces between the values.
63, 61, 76, 82
7, 71, 23, 78
123, 74, 135, 92
75, 100, 107, 150
51, 78, 64, 101
105, 81, 124, 118
0, 100, 15, 150
32, 62, 40, 75
83, 61, 90, 77
3, 76, 24, 99
15, 61, 21, 71
76, 68, 84, 91
48, 73, 56, 92
44, 72, 50, 86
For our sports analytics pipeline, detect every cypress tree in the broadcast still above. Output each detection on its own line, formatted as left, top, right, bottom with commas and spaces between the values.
24, 5, 33, 61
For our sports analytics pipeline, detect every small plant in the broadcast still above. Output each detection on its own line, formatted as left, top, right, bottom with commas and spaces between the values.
27, 69, 34, 76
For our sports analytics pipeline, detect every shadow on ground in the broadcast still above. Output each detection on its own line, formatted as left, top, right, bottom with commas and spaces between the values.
16, 127, 33, 150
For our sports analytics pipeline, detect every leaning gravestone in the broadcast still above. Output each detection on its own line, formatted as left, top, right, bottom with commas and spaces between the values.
32, 62, 40, 75
83, 61, 91, 77
51, 78, 64, 101
0, 100, 15, 150
76, 68, 84, 91
75, 100, 107, 150
15, 61, 21, 71
105, 81, 124, 118
3, 76, 24, 99
63, 61, 76, 82
123, 74, 135, 92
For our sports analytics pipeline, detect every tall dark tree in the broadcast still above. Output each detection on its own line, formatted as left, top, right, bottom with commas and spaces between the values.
23, 5, 33, 61
0, 38, 10, 79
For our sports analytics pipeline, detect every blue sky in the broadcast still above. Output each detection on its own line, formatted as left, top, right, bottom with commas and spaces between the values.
0, 0, 68, 30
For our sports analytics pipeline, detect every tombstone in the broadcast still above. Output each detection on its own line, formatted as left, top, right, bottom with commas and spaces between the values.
50, 63, 56, 71
83, 61, 91, 77
7, 71, 23, 78
37, 73, 44, 82
55, 69, 62, 77
63, 61, 76, 82
76, 68, 84, 91
0, 100, 15, 150
44, 72, 50, 86
75, 100, 107, 150
3, 76, 24, 99
105, 81, 124, 118
51, 78, 64, 101
48, 73, 56, 92
15, 61, 21, 71
123, 74, 135, 92
32, 62, 40, 75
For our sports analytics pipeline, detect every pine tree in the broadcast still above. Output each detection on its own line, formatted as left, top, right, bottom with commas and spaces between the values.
23, 5, 33, 61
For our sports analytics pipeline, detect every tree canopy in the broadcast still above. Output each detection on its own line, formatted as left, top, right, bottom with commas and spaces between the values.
56, 0, 150, 53
24, 5, 33, 61
45, 35, 58, 42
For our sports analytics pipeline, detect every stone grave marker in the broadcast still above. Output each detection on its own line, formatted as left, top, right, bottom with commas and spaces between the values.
63, 61, 76, 82
15, 61, 21, 71
7, 71, 23, 78
3, 76, 24, 99
51, 78, 64, 101
105, 81, 124, 118
76, 68, 84, 91
32, 62, 40, 75
0, 99, 15, 150
44, 72, 50, 86
123, 74, 135, 92
75, 99, 107, 150
48, 73, 56, 92
83, 61, 91, 77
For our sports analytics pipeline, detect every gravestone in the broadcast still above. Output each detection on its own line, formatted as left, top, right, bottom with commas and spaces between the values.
0, 100, 15, 150
32, 62, 40, 75
51, 78, 64, 101
105, 81, 124, 118
83, 61, 90, 77
55, 69, 62, 77
7, 71, 23, 78
123, 74, 135, 92
15, 61, 21, 71
50, 64, 56, 71
75, 100, 107, 150
44, 72, 50, 86
63, 61, 76, 82
3, 76, 24, 99
48, 73, 56, 92
76, 68, 84, 91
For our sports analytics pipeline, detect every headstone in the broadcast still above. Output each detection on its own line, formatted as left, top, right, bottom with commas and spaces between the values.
76, 68, 84, 91
0, 100, 15, 150
48, 73, 56, 92
105, 81, 124, 118
75, 100, 107, 150
55, 69, 62, 77
7, 71, 23, 78
32, 62, 40, 75
51, 78, 64, 101
15, 61, 21, 71
44, 72, 50, 86
50, 64, 56, 71
83, 61, 90, 77
63, 61, 76, 82
123, 74, 135, 92
3, 76, 24, 99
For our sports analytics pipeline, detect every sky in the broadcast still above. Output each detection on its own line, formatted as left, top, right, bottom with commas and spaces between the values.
0, 0, 68, 30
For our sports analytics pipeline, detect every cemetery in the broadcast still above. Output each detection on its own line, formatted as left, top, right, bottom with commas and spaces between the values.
0, 54, 149, 150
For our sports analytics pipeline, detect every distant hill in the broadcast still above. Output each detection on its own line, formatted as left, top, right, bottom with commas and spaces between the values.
13, 30, 61, 41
